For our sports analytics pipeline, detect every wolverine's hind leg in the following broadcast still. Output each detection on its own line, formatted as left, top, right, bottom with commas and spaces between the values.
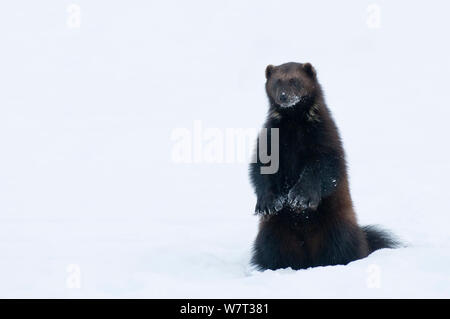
251, 214, 310, 270
314, 222, 369, 267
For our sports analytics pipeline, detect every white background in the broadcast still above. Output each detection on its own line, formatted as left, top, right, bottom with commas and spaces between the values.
0, 0, 449, 297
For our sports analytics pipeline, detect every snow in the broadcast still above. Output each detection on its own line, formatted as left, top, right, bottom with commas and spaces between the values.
0, 1, 450, 298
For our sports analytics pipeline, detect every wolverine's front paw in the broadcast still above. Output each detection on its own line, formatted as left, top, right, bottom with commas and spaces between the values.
287, 186, 321, 212
255, 193, 285, 216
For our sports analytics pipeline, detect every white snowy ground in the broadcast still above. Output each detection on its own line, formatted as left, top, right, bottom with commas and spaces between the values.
0, 1, 449, 298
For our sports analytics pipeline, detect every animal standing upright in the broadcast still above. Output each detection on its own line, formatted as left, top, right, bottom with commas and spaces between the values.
250, 62, 397, 270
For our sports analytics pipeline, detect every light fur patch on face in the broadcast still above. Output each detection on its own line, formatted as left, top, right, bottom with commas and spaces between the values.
280, 96, 301, 108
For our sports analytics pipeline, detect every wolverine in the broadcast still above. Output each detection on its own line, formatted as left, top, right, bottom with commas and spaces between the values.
250, 62, 397, 270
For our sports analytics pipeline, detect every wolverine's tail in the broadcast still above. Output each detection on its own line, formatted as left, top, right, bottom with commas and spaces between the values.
362, 225, 400, 254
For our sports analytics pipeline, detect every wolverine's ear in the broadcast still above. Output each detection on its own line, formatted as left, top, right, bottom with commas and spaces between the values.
302, 63, 316, 77
265, 65, 274, 79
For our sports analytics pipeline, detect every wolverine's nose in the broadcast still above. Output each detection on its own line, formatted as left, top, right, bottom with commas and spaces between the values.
279, 92, 287, 103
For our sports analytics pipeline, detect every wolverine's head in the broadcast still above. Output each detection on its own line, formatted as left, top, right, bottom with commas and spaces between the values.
265, 62, 319, 109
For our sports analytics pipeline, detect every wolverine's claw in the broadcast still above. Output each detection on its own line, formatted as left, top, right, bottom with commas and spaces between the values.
255, 194, 286, 216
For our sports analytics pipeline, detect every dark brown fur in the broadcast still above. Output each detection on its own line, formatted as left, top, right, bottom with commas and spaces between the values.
250, 62, 397, 270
